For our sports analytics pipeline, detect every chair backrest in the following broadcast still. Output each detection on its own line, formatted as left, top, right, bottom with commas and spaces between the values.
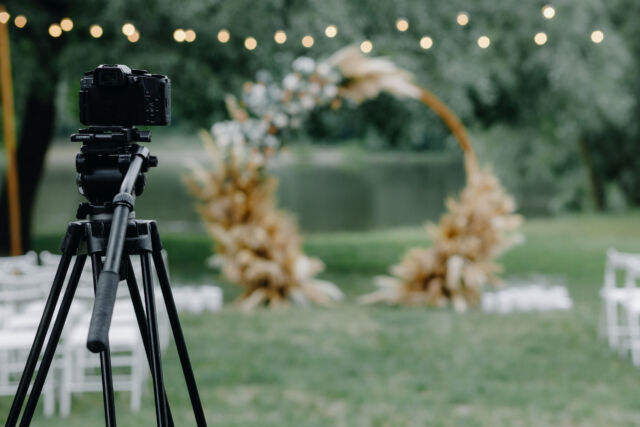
605, 248, 640, 290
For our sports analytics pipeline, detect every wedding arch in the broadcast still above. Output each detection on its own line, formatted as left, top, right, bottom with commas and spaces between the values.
186, 46, 522, 311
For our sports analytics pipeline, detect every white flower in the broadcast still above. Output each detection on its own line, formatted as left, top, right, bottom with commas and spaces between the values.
273, 113, 288, 128
316, 62, 332, 77
292, 57, 315, 74
283, 73, 300, 90
323, 84, 338, 98
300, 95, 315, 110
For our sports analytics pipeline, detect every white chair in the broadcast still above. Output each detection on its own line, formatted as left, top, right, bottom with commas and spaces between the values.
59, 296, 146, 416
0, 323, 56, 417
599, 249, 640, 350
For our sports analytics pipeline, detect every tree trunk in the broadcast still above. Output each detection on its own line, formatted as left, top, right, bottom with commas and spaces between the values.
578, 137, 606, 211
0, 67, 58, 254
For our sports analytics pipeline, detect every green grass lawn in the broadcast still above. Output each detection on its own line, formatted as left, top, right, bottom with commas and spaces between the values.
4, 213, 640, 426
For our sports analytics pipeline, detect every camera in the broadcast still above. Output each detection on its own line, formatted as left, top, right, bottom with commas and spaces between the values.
79, 64, 171, 127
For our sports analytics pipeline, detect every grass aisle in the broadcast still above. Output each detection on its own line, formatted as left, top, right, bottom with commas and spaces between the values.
3, 213, 640, 425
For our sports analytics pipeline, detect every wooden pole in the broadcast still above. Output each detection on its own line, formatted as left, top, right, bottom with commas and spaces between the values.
0, 5, 22, 255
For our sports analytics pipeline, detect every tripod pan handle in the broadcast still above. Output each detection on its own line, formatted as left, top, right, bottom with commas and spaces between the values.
87, 270, 120, 353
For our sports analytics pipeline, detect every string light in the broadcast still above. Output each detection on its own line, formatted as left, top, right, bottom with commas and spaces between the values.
60, 17, 73, 32
48, 24, 62, 38
457, 12, 469, 26
542, 5, 555, 19
274, 30, 287, 44
420, 36, 433, 49
244, 36, 257, 50
0, 12, 10, 24
90, 24, 103, 38
14, 15, 26, 28
591, 30, 604, 44
534, 32, 547, 45
122, 23, 135, 36
217, 29, 230, 43
128, 30, 140, 43
396, 18, 409, 32
173, 29, 186, 42
185, 29, 196, 42
360, 40, 372, 53
302, 35, 314, 48
325, 25, 337, 38
477, 35, 490, 48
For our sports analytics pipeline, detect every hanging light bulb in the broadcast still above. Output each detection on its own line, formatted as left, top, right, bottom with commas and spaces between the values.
14, 15, 27, 28
360, 40, 373, 53
477, 35, 490, 48
457, 12, 469, 26
90, 24, 103, 38
420, 36, 433, 49
325, 25, 337, 38
244, 36, 257, 50
60, 17, 73, 32
396, 18, 409, 32
534, 32, 547, 45
274, 30, 287, 44
217, 29, 230, 43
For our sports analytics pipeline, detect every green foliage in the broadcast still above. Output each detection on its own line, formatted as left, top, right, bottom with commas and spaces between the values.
3, 0, 639, 212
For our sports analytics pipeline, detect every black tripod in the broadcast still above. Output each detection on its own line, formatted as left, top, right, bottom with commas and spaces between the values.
6, 127, 207, 426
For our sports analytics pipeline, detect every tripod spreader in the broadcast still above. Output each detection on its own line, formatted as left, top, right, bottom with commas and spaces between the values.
87, 145, 151, 353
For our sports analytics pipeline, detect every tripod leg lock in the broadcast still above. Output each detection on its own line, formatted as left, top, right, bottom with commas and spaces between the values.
113, 192, 135, 210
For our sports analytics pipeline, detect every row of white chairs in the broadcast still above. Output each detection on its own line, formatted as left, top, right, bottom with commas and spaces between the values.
599, 248, 640, 365
0, 251, 167, 417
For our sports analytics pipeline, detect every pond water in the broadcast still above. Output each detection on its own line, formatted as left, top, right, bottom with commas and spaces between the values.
32, 145, 467, 235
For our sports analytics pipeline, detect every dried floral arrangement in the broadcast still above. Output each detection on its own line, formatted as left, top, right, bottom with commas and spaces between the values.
187, 46, 522, 310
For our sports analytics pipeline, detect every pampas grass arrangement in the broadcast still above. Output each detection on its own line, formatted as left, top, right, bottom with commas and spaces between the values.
185, 130, 342, 310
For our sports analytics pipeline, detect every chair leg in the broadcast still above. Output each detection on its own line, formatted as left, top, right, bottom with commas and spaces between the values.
606, 301, 620, 349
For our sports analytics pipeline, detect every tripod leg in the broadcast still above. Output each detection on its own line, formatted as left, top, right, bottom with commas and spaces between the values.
124, 257, 175, 426
19, 254, 87, 426
6, 223, 83, 427
90, 253, 117, 427
140, 251, 169, 426
150, 237, 207, 426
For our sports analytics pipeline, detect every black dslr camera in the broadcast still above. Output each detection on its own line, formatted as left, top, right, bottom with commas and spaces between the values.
79, 64, 171, 127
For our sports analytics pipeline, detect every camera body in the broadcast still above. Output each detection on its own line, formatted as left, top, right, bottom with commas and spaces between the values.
79, 64, 171, 127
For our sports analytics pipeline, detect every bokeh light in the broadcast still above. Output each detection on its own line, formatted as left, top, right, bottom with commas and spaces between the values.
457, 12, 469, 26
90, 25, 103, 38
0, 12, 10, 24
477, 35, 490, 48
396, 18, 409, 32
244, 36, 257, 50
60, 18, 73, 32
325, 25, 337, 38
591, 30, 604, 44
122, 23, 135, 36
128, 30, 140, 43
274, 30, 287, 44
542, 5, 555, 19
14, 15, 26, 28
185, 29, 196, 43
48, 24, 62, 38
217, 29, 230, 43
534, 32, 547, 46
420, 36, 433, 49
173, 29, 186, 42
360, 40, 373, 53
302, 35, 314, 48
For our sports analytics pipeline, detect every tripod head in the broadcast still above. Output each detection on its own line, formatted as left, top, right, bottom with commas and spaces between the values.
69, 126, 161, 353
72, 126, 158, 220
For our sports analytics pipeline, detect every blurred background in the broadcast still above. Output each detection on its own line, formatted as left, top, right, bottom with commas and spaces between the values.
2, 0, 640, 425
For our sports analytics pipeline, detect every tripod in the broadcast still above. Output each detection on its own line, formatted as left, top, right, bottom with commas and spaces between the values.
6, 127, 207, 426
